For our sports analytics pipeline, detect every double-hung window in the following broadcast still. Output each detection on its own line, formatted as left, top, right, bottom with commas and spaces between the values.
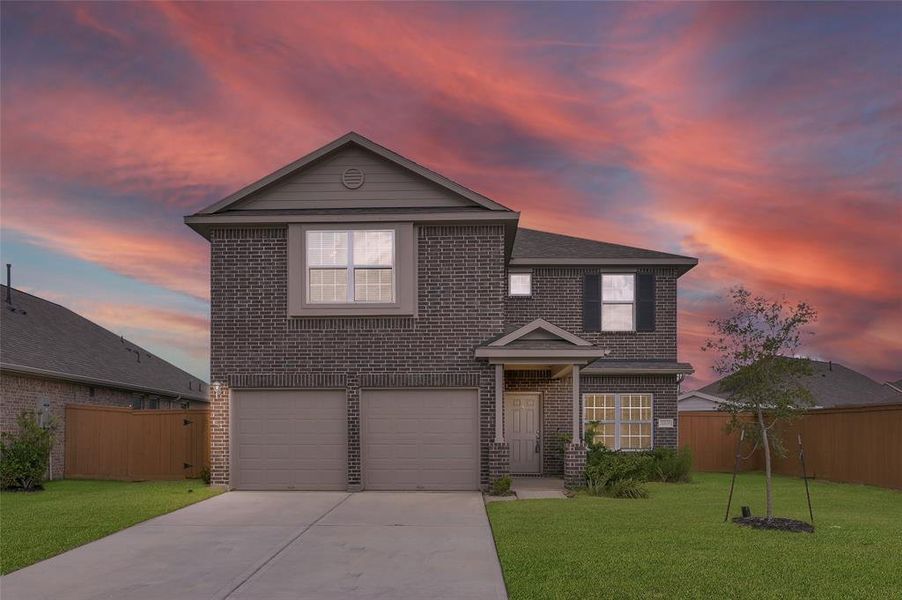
306, 229, 394, 304
583, 393, 653, 450
601, 274, 635, 331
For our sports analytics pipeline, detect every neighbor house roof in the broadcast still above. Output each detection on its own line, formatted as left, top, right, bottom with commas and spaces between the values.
510, 228, 698, 273
0, 286, 207, 401
691, 359, 902, 409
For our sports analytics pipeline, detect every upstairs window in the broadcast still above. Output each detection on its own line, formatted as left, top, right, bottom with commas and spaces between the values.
601, 274, 635, 331
306, 230, 394, 304
509, 272, 532, 296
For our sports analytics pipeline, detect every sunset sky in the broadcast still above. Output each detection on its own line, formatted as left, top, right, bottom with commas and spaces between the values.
1, 2, 899, 388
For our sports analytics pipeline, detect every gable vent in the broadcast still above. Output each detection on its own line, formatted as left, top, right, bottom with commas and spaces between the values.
341, 167, 365, 189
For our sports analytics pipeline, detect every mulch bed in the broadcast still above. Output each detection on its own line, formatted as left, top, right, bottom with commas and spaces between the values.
732, 516, 814, 533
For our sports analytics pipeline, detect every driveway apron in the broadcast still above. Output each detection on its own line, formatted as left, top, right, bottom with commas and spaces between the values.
0, 491, 507, 600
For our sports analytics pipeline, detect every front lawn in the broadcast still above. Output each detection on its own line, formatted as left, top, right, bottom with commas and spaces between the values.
487, 472, 902, 599
0, 479, 221, 574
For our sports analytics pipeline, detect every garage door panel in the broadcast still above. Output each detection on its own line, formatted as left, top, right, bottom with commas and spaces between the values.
363, 389, 479, 491
233, 390, 347, 490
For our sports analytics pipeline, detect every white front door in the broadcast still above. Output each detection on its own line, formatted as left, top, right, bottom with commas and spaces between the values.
505, 393, 541, 474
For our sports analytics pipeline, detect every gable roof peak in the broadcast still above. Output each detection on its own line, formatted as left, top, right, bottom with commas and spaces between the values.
191, 131, 515, 216
489, 318, 593, 347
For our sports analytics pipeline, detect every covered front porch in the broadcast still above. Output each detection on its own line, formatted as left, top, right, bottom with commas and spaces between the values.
475, 319, 610, 487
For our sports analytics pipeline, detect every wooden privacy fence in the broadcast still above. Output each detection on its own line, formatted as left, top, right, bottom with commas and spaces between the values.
65, 404, 210, 480
679, 403, 902, 490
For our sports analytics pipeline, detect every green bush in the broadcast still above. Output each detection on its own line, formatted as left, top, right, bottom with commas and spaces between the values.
0, 411, 55, 491
585, 449, 652, 498
648, 447, 693, 483
605, 478, 649, 499
584, 444, 693, 498
199, 466, 211, 485
489, 475, 513, 496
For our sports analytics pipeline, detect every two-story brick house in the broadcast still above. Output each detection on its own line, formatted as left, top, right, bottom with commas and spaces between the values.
186, 132, 696, 491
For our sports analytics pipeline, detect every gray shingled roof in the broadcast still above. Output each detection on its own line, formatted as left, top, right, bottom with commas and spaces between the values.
512, 228, 696, 261
697, 359, 902, 408
1, 286, 207, 401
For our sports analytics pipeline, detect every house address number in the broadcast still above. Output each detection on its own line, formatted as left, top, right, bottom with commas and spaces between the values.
658, 418, 674, 429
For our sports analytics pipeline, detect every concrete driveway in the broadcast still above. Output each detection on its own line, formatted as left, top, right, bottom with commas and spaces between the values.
1, 491, 507, 600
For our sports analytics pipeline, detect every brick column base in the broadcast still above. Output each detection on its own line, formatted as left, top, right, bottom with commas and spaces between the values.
488, 442, 511, 488
564, 443, 587, 489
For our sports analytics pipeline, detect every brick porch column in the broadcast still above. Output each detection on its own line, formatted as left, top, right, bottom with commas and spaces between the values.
209, 381, 230, 488
489, 442, 511, 485
564, 442, 587, 489
489, 364, 510, 486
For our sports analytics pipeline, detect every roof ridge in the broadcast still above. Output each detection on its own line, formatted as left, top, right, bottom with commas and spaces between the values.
516, 227, 695, 260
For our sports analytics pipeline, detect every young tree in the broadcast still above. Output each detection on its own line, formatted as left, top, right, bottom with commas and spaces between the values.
703, 287, 817, 519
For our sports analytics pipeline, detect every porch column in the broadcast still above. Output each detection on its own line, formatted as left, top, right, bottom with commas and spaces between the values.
495, 364, 504, 443
572, 364, 580, 442
565, 363, 587, 488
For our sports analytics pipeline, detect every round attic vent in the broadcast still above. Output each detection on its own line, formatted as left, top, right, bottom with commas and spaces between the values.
341, 167, 365, 189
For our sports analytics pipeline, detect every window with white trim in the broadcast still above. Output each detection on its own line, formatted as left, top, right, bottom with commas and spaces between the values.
601, 274, 635, 331
583, 393, 652, 450
306, 230, 394, 304
509, 272, 532, 296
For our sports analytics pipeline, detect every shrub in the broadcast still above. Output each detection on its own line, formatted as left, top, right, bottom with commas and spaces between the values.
605, 478, 649, 499
489, 475, 512, 496
0, 411, 55, 491
648, 447, 693, 483
199, 466, 211, 485
585, 448, 652, 499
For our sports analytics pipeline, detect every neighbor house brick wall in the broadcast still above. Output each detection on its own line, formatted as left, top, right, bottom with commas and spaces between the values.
208, 224, 506, 489
0, 372, 135, 477
581, 374, 680, 449
505, 267, 678, 360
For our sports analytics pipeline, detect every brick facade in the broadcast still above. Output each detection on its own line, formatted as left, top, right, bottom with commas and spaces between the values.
505, 266, 678, 360
209, 225, 506, 488
208, 227, 683, 489
500, 370, 679, 478
581, 374, 680, 449
0, 372, 135, 477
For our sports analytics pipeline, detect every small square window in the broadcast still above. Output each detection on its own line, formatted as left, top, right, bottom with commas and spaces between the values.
509, 273, 531, 296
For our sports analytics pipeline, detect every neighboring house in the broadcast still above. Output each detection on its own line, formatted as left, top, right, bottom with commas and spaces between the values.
0, 285, 208, 477
185, 132, 697, 491
679, 359, 902, 412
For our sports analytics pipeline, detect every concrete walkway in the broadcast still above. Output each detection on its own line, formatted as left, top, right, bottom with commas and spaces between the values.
0, 491, 507, 600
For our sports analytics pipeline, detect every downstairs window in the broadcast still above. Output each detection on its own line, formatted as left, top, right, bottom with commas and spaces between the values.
583, 393, 653, 450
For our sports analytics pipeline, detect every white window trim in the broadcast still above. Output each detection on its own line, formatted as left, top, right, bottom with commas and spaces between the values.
601, 273, 636, 332
583, 392, 653, 450
508, 272, 532, 297
306, 229, 396, 304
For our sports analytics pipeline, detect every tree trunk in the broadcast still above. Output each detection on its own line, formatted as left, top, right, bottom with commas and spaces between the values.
757, 406, 773, 519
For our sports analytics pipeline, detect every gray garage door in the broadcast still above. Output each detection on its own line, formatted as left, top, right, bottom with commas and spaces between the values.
232, 390, 346, 490
362, 389, 480, 490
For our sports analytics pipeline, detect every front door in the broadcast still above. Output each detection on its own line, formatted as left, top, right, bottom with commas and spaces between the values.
505, 393, 541, 474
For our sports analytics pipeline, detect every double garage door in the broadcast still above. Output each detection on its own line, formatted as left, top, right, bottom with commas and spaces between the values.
232, 389, 479, 490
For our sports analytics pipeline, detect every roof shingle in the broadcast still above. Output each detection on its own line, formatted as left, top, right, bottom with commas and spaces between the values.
1, 286, 207, 401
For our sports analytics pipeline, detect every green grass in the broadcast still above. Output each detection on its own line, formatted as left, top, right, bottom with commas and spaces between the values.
487, 473, 902, 599
0, 479, 222, 574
